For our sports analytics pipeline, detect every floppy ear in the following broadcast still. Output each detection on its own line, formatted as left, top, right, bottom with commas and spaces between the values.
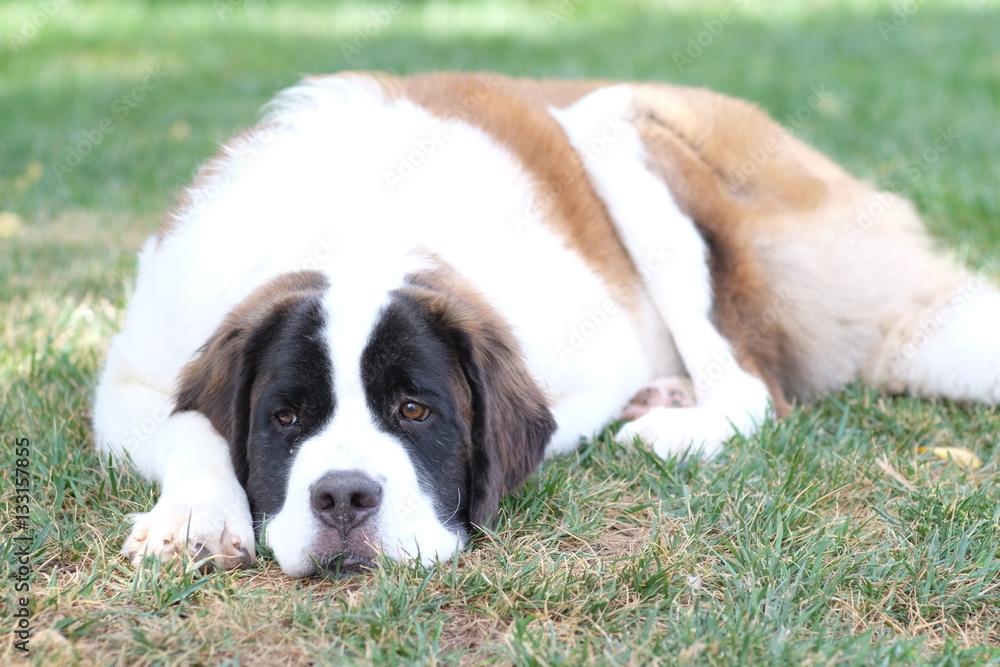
455, 324, 556, 529
406, 269, 556, 530
173, 271, 328, 486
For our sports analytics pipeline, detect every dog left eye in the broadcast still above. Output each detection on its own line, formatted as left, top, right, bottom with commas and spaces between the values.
274, 409, 298, 428
399, 401, 431, 422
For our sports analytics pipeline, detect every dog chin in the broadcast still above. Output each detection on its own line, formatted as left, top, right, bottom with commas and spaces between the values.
317, 553, 378, 578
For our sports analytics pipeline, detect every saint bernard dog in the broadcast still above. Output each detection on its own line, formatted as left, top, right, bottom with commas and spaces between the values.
93, 72, 1000, 577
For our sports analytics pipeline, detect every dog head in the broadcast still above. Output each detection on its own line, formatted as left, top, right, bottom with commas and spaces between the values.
174, 266, 554, 577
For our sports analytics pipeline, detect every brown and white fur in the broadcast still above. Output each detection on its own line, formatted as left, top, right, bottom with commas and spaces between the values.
93, 72, 1000, 577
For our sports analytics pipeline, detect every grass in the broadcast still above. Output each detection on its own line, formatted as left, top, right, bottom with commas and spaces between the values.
2, 0, 999, 664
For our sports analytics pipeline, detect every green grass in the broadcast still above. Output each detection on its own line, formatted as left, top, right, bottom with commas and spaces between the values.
2, 0, 999, 664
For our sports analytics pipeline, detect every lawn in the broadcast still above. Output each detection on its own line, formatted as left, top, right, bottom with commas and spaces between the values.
2, 0, 999, 664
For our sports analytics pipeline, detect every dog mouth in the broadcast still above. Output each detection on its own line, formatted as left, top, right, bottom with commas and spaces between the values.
318, 553, 377, 578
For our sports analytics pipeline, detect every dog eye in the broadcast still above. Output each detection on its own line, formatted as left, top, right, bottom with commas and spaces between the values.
399, 401, 431, 422
274, 409, 298, 428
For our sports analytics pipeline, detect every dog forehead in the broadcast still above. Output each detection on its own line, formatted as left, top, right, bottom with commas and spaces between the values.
317, 254, 431, 373
285, 280, 421, 481
291, 261, 437, 458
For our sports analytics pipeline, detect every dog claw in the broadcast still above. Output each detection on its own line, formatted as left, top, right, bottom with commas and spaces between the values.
123, 501, 255, 572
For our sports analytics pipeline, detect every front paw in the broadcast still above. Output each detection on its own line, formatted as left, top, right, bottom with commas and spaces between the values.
123, 497, 255, 572
619, 376, 696, 420
615, 407, 728, 459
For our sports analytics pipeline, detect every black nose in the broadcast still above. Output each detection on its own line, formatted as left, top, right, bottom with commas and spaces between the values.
310, 470, 383, 531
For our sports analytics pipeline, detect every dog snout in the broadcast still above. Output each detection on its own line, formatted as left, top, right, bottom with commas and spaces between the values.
309, 470, 383, 532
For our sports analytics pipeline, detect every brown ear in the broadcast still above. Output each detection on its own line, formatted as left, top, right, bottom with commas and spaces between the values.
172, 271, 328, 485
406, 269, 556, 530
457, 326, 555, 529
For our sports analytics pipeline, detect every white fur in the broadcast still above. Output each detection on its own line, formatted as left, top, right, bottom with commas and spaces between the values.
95, 74, 674, 573
117, 411, 253, 568
550, 86, 772, 457
95, 72, 1000, 576
890, 285, 1000, 402
94, 346, 253, 567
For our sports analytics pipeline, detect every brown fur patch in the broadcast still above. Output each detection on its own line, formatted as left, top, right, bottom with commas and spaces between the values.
631, 82, 963, 405
390, 72, 642, 311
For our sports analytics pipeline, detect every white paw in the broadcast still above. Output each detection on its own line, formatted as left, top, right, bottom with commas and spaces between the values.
123, 496, 255, 572
615, 407, 730, 459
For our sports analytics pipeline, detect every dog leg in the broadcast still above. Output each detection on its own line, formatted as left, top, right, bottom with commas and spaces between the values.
119, 411, 254, 571
94, 348, 254, 571
551, 86, 772, 457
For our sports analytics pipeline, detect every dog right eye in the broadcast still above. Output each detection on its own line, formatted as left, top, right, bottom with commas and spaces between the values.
399, 401, 431, 422
274, 409, 298, 428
